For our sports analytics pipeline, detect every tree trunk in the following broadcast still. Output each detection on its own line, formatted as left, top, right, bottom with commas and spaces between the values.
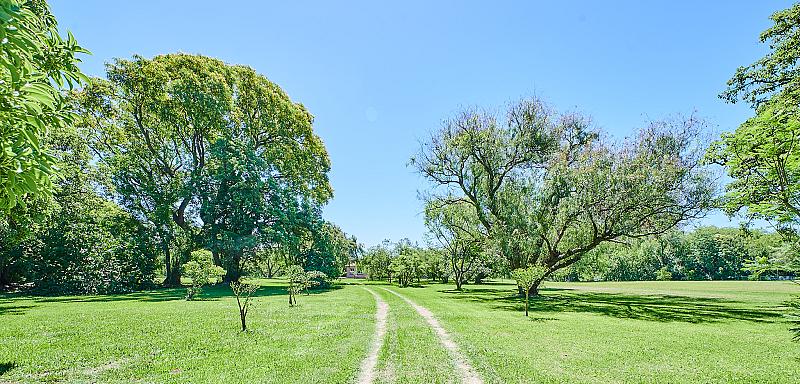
223, 252, 242, 283
0, 265, 10, 289
162, 243, 181, 287
212, 250, 222, 267
524, 291, 529, 316
239, 309, 247, 331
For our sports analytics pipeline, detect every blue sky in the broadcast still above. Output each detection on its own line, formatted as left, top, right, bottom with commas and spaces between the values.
51, 1, 791, 247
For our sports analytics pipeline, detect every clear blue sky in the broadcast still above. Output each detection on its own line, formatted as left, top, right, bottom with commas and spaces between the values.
51, 1, 792, 247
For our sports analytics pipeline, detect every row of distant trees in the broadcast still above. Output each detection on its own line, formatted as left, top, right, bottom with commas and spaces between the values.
0, 1, 359, 294
361, 226, 794, 288
554, 227, 795, 282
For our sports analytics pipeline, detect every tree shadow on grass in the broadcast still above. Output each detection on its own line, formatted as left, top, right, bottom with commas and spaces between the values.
441, 287, 785, 324
0, 304, 35, 315
0, 362, 16, 376
24, 282, 341, 304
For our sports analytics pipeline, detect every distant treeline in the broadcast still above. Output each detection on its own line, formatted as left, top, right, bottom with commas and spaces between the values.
552, 227, 795, 282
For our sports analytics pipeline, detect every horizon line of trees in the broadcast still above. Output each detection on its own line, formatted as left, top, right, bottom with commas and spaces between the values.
360, 226, 796, 289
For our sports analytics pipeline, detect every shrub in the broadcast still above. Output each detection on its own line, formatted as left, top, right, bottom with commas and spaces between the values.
285, 265, 327, 305
182, 251, 225, 300
655, 267, 673, 281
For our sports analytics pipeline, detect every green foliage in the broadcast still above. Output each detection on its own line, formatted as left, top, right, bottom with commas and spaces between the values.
721, 3, 800, 106
556, 227, 789, 282
511, 265, 548, 315
389, 240, 429, 287
30, 198, 158, 294
707, 98, 800, 241
0, 0, 88, 209
655, 267, 673, 281
1, 117, 159, 294
425, 200, 484, 289
512, 266, 547, 293
75, 53, 332, 286
182, 250, 225, 300
361, 241, 393, 280
711, 4, 800, 280
285, 265, 327, 306
302, 222, 359, 279
415, 98, 715, 294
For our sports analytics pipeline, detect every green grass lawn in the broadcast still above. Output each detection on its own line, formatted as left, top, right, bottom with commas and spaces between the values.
1, 280, 798, 383
0, 280, 374, 383
390, 280, 800, 384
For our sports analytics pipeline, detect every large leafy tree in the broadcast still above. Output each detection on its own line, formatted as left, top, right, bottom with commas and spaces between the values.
709, 2, 800, 262
711, 3, 800, 341
76, 54, 331, 285
0, 0, 87, 209
415, 98, 715, 294
720, 3, 800, 107
1, 113, 158, 293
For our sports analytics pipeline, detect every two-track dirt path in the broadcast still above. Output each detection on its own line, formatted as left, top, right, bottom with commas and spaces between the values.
379, 287, 484, 384
355, 287, 390, 384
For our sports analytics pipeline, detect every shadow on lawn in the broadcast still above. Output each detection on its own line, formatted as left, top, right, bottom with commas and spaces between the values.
442, 287, 784, 324
0, 304, 35, 315
0, 362, 16, 376
28, 282, 341, 304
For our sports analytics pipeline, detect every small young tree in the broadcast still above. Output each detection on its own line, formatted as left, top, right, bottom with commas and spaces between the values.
183, 250, 225, 300
230, 281, 258, 331
512, 266, 547, 316
286, 265, 307, 306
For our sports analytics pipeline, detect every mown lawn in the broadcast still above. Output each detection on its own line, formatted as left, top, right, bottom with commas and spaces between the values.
390, 280, 800, 384
0, 280, 374, 383
1, 280, 798, 383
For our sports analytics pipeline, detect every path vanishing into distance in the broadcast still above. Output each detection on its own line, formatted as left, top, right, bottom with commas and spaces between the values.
356, 288, 390, 384
356, 285, 484, 384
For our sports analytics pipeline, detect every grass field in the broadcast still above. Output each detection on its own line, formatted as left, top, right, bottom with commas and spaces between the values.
1, 280, 798, 383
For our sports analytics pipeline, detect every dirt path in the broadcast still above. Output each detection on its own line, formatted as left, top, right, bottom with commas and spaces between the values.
356, 287, 390, 384
380, 288, 484, 384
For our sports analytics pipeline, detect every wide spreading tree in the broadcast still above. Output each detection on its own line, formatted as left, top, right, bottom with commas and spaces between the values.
75, 54, 332, 285
414, 98, 715, 294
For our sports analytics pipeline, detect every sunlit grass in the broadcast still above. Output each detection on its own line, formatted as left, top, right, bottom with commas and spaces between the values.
0, 280, 374, 383
1, 280, 797, 383
390, 280, 799, 383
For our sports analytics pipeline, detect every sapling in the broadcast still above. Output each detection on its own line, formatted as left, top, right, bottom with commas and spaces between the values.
511, 265, 547, 316
230, 281, 258, 331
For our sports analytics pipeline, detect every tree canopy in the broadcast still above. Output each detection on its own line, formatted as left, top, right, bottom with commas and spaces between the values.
75, 53, 332, 285
0, 0, 88, 209
414, 98, 715, 292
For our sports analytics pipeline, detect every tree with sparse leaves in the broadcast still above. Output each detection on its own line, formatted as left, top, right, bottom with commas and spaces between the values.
414, 98, 715, 295
231, 281, 258, 332
425, 200, 484, 290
